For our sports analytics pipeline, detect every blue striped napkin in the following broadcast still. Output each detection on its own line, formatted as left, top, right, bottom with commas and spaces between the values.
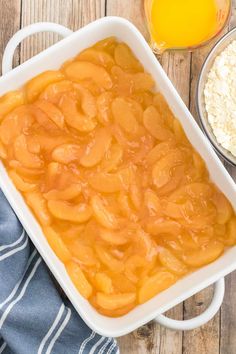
0, 190, 119, 354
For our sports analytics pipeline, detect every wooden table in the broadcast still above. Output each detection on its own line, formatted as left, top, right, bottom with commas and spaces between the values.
1, 1, 236, 353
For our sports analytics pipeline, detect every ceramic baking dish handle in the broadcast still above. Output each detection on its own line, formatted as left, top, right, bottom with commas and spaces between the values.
155, 278, 225, 330
2, 22, 73, 74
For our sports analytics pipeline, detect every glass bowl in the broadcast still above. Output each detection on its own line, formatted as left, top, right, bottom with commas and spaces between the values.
144, 0, 231, 54
196, 27, 236, 166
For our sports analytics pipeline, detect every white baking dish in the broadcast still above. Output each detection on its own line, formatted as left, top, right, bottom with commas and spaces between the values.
0, 17, 236, 337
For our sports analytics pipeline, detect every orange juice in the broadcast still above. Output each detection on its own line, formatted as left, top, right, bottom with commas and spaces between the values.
145, 0, 219, 51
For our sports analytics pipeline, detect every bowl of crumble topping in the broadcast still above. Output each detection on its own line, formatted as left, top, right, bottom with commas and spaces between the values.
197, 27, 236, 166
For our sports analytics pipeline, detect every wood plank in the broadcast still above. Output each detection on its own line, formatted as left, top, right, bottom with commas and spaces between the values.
220, 269, 236, 354
106, 0, 148, 39
117, 323, 161, 354
220, 1, 236, 353
221, 148, 236, 354
161, 51, 191, 107
183, 286, 220, 354
0, 0, 21, 73
20, 0, 105, 62
158, 305, 183, 354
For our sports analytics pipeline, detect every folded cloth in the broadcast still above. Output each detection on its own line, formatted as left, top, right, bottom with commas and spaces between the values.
0, 190, 119, 354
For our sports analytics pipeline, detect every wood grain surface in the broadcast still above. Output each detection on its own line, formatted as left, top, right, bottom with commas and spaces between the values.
0, 0, 235, 353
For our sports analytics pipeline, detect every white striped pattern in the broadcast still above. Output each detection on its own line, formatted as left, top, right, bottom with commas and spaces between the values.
45, 307, 71, 354
78, 331, 96, 354
107, 341, 117, 354
0, 249, 37, 310
0, 257, 42, 329
0, 230, 25, 252
98, 337, 112, 354
0, 238, 28, 262
38, 304, 65, 354
89, 337, 105, 354
0, 342, 6, 353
